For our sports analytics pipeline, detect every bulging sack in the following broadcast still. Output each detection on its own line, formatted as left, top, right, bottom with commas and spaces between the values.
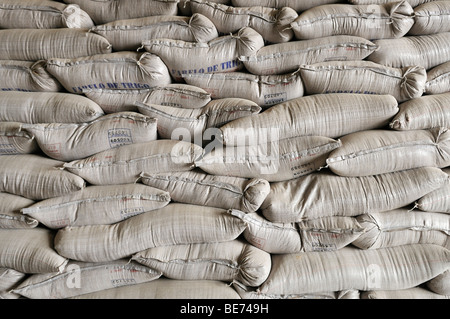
416, 168, 450, 214
0, 193, 37, 230
63, 0, 179, 24
0, 154, 85, 200
258, 244, 450, 295
195, 135, 341, 182
0, 28, 112, 61
183, 72, 304, 108
12, 259, 161, 299
261, 167, 449, 223
54, 203, 247, 262
391, 93, 450, 130
299, 60, 427, 102
0, 91, 104, 124
189, 0, 298, 43
0, 0, 94, 29
409, 1, 450, 35
231, 0, 345, 12
232, 210, 364, 254
427, 269, 450, 296
140, 169, 270, 213
348, 0, 429, 7
0, 227, 68, 274
367, 32, 450, 70
46, 51, 171, 94
239, 35, 378, 76
22, 112, 158, 161
327, 128, 450, 177
21, 184, 171, 229
91, 13, 218, 51
136, 98, 261, 143
353, 209, 450, 250
425, 62, 450, 95
220, 94, 399, 146
83, 84, 211, 114
62, 140, 203, 186
142, 27, 264, 82
132, 239, 271, 287
290, 1, 415, 40
0, 60, 63, 93
0, 122, 39, 155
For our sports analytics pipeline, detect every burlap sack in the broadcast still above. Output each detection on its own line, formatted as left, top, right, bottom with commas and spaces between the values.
290, 1, 414, 40
140, 169, 270, 213
261, 167, 449, 222
21, 183, 171, 229
220, 94, 399, 146
299, 60, 426, 102
46, 51, 171, 94
327, 128, 450, 176
91, 13, 218, 51
0, 91, 104, 124
0, 28, 111, 61
54, 204, 247, 262
132, 239, 271, 287
183, 72, 304, 108
22, 112, 158, 161
0, 60, 63, 92
0, 0, 94, 29
63, 140, 203, 186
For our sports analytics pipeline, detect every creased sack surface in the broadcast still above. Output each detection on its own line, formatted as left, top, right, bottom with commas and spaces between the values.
425, 62, 450, 95
0, 193, 37, 229
416, 168, 450, 213
0, 122, 39, 155
54, 203, 247, 262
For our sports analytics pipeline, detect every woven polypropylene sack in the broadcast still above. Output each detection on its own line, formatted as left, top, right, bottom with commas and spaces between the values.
0, 193, 37, 229
0, 122, 39, 156
409, 1, 450, 35
425, 62, 450, 95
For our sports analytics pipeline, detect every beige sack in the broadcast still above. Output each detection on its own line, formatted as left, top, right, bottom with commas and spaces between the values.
0, 193, 37, 229
63, 140, 203, 186
240, 35, 377, 76
353, 209, 450, 250
427, 269, 450, 296
132, 239, 271, 287
70, 278, 241, 299
0, 154, 85, 200
425, 61, 450, 95
409, 1, 450, 35
46, 51, 171, 94
142, 27, 264, 82
91, 14, 218, 51
0, 268, 26, 299
220, 94, 399, 146
183, 72, 304, 108
0, 0, 94, 29
362, 287, 450, 299
299, 61, 426, 102
391, 93, 450, 130
13, 260, 161, 299
0, 227, 67, 274
140, 169, 270, 213
83, 84, 211, 114
291, 1, 414, 40
0, 122, 39, 155
233, 210, 364, 254
54, 204, 247, 262
231, 0, 345, 12
136, 98, 261, 143
0, 91, 104, 124
63, 0, 179, 24
196, 135, 341, 182
327, 128, 450, 177
0, 28, 111, 61
261, 167, 449, 222
22, 112, 158, 161
258, 244, 450, 295
21, 184, 171, 229
348, 0, 433, 7
416, 168, 450, 213
367, 32, 450, 70
0, 60, 63, 92
190, 0, 298, 43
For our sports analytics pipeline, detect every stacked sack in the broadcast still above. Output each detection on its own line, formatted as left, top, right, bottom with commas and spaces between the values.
0, 0, 449, 300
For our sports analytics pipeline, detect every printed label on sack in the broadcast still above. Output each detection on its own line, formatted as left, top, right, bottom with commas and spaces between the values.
51, 218, 71, 228
44, 143, 61, 157
72, 82, 152, 93
108, 265, 137, 288
264, 92, 287, 106
0, 143, 18, 155
120, 206, 144, 220
108, 128, 133, 148
174, 59, 243, 81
